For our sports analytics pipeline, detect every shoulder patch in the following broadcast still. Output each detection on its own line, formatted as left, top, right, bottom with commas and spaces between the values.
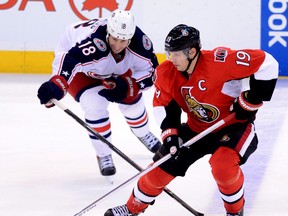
93, 38, 107, 51
142, 35, 152, 50
214, 48, 228, 62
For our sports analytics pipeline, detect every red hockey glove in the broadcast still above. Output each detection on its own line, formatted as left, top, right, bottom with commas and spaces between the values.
99, 73, 139, 103
230, 90, 263, 121
37, 75, 68, 108
153, 128, 181, 161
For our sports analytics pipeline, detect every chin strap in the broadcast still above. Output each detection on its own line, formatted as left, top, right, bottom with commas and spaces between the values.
183, 50, 199, 73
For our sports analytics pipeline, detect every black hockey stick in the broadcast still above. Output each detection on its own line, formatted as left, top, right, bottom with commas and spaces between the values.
51, 99, 204, 216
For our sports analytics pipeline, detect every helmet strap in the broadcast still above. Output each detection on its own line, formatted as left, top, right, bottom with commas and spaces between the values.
183, 49, 199, 73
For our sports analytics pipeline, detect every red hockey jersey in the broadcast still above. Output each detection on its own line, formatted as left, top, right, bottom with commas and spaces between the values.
153, 47, 278, 132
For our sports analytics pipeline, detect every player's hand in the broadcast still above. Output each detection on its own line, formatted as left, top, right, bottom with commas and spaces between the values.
153, 128, 181, 161
99, 73, 139, 103
37, 75, 68, 108
230, 91, 263, 121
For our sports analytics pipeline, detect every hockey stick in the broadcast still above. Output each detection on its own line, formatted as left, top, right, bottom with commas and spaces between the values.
100, 112, 235, 190
71, 112, 235, 216
51, 99, 206, 216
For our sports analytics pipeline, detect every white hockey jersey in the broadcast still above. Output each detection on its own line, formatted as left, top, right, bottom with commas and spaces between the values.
52, 18, 158, 91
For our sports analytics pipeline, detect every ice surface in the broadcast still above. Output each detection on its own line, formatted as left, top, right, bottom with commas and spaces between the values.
0, 74, 287, 216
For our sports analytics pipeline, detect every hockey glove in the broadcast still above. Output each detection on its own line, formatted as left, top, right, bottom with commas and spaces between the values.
153, 128, 181, 161
99, 74, 139, 103
230, 90, 263, 121
37, 75, 68, 108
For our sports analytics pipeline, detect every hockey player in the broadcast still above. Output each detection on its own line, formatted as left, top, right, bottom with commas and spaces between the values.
37, 9, 161, 177
104, 24, 278, 215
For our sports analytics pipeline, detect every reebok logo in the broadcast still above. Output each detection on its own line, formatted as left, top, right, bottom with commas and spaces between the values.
267, 0, 288, 47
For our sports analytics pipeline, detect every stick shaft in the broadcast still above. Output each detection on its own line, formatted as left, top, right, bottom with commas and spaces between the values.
51, 99, 204, 216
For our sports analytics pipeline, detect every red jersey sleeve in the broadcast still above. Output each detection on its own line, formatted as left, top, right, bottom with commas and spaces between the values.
211, 47, 267, 80
153, 61, 175, 107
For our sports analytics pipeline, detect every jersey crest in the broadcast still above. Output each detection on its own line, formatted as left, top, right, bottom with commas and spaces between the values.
181, 86, 219, 122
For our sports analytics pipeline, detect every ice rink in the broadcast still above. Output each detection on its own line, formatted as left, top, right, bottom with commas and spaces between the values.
1, 74, 287, 216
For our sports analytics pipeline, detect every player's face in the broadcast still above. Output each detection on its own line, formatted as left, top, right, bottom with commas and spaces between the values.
108, 35, 130, 54
166, 50, 189, 71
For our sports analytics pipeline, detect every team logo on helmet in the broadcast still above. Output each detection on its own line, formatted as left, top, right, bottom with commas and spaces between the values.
181, 87, 219, 122
181, 28, 189, 36
142, 35, 152, 50
69, 0, 133, 20
93, 38, 107, 51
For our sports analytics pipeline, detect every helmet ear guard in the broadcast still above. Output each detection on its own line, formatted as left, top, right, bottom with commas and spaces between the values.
165, 24, 201, 52
107, 9, 136, 40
